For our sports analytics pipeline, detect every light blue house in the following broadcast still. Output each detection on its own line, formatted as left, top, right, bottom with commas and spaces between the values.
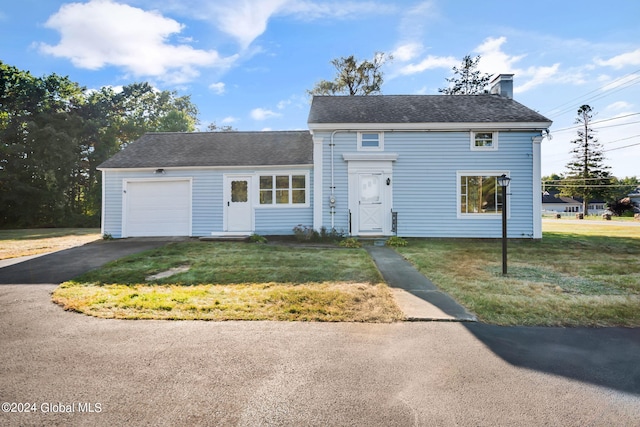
99, 74, 552, 239
98, 131, 314, 238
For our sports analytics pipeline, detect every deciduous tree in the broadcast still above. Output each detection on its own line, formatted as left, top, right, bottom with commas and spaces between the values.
439, 55, 492, 95
0, 61, 200, 227
308, 53, 391, 96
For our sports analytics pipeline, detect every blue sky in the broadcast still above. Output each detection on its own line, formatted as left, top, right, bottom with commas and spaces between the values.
2, 0, 639, 178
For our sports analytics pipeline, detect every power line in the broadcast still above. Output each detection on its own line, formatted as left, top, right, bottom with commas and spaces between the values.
551, 114, 640, 133
603, 141, 640, 152
547, 184, 634, 188
543, 177, 615, 182
543, 69, 640, 118
604, 134, 640, 145
596, 119, 640, 130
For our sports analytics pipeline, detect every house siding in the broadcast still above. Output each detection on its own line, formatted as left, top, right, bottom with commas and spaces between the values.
314, 130, 541, 238
102, 168, 313, 238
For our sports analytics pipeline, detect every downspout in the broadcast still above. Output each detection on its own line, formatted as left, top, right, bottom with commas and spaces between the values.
532, 134, 544, 239
330, 130, 338, 228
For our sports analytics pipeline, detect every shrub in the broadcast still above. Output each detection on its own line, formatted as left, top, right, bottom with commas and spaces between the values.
319, 226, 345, 241
385, 236, 407, 247
606, 198, 636, 216
292, 225, 344, 242
293, 224, 319, 242
249, 233, 267, 244
339, 237, 362, 248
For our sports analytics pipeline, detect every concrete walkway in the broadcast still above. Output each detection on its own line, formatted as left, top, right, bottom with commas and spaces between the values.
366, 246, 477, 322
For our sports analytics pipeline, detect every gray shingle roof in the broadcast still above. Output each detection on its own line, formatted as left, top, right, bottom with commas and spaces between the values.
308, 95, 551, 125
97, 131, 313, 169
542, 192, 580, 205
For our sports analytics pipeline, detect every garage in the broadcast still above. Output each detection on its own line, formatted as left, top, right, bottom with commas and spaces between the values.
123, 179, 191, 237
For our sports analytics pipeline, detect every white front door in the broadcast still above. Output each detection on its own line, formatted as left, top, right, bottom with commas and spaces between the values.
358, 173, 384, 232
225, 176, 253, 232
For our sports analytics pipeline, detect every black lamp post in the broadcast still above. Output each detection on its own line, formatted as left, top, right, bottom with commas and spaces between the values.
497, 174, 511, 275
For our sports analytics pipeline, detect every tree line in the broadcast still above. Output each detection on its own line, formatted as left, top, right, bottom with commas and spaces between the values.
0, 61, 199, 228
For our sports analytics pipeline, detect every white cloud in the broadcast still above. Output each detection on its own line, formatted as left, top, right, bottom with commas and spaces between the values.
474, 36, 525, 74
251, 107, 282, 120
392, 42, 423, 62
397, 55, 458, 75
222, 116, 238, 124
162, 0, 395, 49
205, 0, 290, 49
39, 0, 234, 83
209, 82, 226, 94
596, 48, 640, 69
604, 101, 633, 112
472, 36, 562, 93
516, 64, 561, 93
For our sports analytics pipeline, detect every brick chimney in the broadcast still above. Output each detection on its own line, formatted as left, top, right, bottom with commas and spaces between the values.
490, 74, 514, 99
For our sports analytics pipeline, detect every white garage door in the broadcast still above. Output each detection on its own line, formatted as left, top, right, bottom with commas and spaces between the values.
124, 180, 191, 237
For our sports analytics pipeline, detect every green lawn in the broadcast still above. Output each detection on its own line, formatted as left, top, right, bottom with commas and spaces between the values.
396, 221, 640, 326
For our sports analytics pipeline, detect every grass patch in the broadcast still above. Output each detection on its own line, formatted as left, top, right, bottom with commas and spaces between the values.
0, 228, 101, 259
54, 242, 403, 322
396, 221, 640, 326
52, 282, 399, 321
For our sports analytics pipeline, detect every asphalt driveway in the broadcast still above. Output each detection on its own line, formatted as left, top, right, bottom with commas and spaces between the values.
1, 241, 639, 426
0, 238, 180, 284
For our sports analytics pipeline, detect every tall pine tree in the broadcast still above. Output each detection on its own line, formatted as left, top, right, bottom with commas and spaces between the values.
564, 105, 610, 215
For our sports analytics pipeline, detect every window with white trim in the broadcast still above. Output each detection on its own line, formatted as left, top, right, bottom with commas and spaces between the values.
259, 174, 307, 206
358, 132, 383, 151
458, 173, 506, 216
470, 131, 498, 150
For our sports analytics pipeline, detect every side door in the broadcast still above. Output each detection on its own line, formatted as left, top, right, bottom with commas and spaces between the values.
225, 175, 253, 232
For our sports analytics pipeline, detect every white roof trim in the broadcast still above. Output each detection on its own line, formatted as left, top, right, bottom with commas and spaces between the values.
97, 164, 313, 172
343, 153, 398, 161
308, 122, 552, 131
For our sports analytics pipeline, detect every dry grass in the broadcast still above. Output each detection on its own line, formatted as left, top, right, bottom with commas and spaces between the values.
0, 228, 101, 260
52, 282, 402, 322
53, 242, 404, 322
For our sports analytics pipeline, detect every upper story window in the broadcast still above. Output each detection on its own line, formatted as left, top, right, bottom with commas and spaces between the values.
471, 131, 498, 151
358, 132, 384, 151
259, 173, 307, 206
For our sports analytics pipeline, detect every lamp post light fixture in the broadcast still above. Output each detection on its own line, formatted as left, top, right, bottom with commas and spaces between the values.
497, 174, 511, 275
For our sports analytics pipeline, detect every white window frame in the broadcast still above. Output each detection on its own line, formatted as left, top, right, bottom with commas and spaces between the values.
358, 132, 384, 151
457, 171, 510, 219
470, 131, 498, 151
256, 171, 310, 208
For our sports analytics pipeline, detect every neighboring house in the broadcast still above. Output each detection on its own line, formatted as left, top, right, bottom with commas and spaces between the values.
541, 191, 582, 213
587, 200, 607, 215
98, 74, 552, 239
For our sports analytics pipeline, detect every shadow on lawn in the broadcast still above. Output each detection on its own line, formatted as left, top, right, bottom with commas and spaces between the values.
465, 323, 640, 396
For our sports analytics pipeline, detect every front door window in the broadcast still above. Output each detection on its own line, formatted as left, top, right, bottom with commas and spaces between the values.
359, 174, 383, 232
231, 180, 248, 202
